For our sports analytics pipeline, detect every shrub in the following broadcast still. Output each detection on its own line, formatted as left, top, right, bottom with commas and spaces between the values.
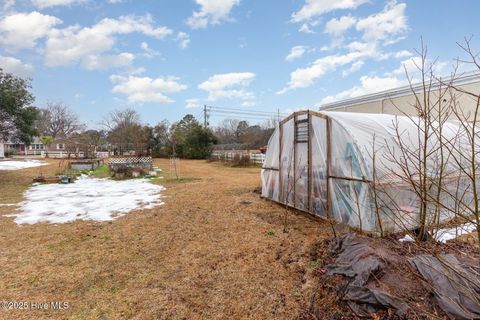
231, 153, 251, 167
4, 150, 15, 158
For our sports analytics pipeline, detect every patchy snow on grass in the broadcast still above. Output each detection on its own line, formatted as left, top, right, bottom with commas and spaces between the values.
399, 234, 414, 242
11, 176, 165, 224
0, 159, 47, 171
435, 223, 476, 243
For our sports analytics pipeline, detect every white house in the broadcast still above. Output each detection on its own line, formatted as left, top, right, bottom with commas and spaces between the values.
3, 137, 69, 156
0, 141, 4, 158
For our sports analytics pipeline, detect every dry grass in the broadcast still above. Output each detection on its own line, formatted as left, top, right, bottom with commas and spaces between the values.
0, 159, 333, 319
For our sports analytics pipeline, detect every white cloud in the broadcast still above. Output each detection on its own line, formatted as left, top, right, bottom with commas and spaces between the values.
31, 0, 85, 8
278, 49, 374, 94
394, 50, 413, 58
45, 14, 172, 68
388, 56, 449, 78
280, 1, 409, 93
0, 11, 61, 49
128, 67, 146, 75
286, 46, 309, 62
198, 72, 255, 102
389, 56, 422, 76
108, 0, 123, 3
86, 14, 171, 38
241, 100, 255, 107
82, 53, 134, 70
110, 74, 187, 104
322, 15, 357, 49
320, 75, 408, 104
185, 98, 202, 109
433, 61, 449, 75
356, 1, 408, 43
0, 56, 34, 77
292, 0, 368, 23
187, 0, 240, 29
0, 12, 172, 71
45, 26, 113, 67
318, 53, 451, 105
176, 32, 190, 49
342, 60, 364, 77
140, 41, 160, 58
298, 19, 321, 34
324, 15, 356, 36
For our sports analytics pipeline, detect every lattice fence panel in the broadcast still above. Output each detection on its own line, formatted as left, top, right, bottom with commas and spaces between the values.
108, 156, 153, 171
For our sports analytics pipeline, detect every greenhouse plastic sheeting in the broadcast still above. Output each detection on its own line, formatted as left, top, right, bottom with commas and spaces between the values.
261, 110, 479, 233
311, 116, 328, 217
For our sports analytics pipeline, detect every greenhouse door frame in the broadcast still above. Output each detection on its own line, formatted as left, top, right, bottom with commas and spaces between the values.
278, 110, 329, 215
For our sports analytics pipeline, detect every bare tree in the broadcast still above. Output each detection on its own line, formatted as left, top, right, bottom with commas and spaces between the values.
37, 102, 83, 138
214, 119, 241, 144
102, 108, 148, 155
260, 117, 278, 130
102, 108, 141, 131
380, 45, 453, 241
366, 40, 480, 244
77, 130, 106, 158
153, 120, 171, 148
435, 38, 480, 243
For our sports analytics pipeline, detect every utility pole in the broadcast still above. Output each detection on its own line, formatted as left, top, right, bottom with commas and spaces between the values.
203, 105, 208, 128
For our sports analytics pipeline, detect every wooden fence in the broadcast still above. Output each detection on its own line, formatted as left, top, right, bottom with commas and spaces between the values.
211, 151, 265, 164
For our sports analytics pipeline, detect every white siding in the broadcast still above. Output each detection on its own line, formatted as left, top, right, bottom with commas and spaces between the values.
320, 77, 480, 120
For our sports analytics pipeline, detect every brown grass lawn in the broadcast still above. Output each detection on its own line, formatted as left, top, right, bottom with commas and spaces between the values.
0, 159, 332, 319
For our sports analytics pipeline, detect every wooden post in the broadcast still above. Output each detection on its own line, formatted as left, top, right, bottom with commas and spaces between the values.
278, 121, 283, 203
293, 112, 297, 207
307, 111, 312, 211
326, 116, 333, 221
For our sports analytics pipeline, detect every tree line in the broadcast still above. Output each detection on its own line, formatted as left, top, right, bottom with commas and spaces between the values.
0, 68, 275, 159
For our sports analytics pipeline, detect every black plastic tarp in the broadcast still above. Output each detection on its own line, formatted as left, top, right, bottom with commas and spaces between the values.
409, 254, 480, 320
325, 233, 480, 319
326, 233, 410, 317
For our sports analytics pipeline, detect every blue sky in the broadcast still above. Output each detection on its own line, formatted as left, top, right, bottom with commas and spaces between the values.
1, 0, 479, 128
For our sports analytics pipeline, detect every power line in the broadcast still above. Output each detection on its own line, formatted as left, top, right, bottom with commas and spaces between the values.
209, 107, 281, 115
194, 110, 204, 121
208, 110, 279, 118
198, 104, 288, 128
208, 114, 278, 122
208, 105, 288, 116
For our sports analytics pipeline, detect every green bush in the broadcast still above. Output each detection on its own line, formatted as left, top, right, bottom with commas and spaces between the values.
4, 150, 15, 158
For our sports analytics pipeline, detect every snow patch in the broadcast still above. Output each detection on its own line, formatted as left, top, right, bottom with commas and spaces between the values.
435, 223, 476, 243
10, 175, 166, 224
0, 159, 47, 171
399, 234, 414, 242
398, 223, 476, 243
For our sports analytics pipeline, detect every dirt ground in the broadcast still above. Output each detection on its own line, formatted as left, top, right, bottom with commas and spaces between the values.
0, 159, 333, 319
